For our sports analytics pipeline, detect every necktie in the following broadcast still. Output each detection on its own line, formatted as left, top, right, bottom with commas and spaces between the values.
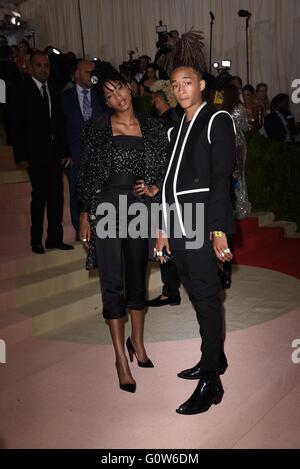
82, 89, 92, 121
41, 84, 50, 118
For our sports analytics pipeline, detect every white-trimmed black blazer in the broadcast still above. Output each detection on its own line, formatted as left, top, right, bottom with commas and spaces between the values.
162, 102, 236, 249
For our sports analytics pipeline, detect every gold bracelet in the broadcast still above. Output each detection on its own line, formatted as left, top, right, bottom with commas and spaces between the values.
213, 231, 225, 237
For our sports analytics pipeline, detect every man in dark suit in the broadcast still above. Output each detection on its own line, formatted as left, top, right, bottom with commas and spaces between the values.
264, 93, 298, 143
9, 51, 73, 253
156, 65, 236, 415
62, 59, 105, 238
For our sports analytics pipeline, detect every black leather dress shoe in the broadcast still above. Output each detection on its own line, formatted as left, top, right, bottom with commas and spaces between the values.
31, 244, 45, 254
45, 242, 74, 250
176, 371, 224, 415
177, 353, 228, 380
146, 295, 181, 307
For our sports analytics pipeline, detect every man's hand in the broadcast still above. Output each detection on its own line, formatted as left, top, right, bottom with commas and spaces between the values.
133, 180, 159, 198
79, 212, 91, 249
155, 230, 171, 264
17, 161, 29, 170
211, 232, 233, 262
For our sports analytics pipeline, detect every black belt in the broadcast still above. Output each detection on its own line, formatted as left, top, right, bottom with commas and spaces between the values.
106, 173, 139, 190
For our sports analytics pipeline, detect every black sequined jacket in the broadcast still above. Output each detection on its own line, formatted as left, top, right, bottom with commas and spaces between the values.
77, 110, 169, 270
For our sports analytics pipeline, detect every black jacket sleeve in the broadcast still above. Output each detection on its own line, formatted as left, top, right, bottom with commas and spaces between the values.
8, 83, 29, 164
207, 113, 236, 232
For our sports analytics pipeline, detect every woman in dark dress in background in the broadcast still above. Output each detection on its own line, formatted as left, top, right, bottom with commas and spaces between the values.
139, 64, 157, 96
78, 68, 168, 393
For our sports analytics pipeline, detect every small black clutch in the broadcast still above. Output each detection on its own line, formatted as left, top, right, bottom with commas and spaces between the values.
162, 247, 175, 263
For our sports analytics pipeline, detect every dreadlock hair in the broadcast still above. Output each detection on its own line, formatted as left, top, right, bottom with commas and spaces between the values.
171, 29, 207, 78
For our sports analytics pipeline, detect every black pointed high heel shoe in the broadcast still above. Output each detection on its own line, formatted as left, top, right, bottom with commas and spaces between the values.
115, 362, 136, 393
126, 337, 154, 368
119, 382, 136, 393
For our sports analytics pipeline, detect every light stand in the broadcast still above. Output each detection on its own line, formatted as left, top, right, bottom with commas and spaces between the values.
209, 11, 215, 74
238, 9, 251, 83
32, 29, 36, 49
77, 0, 85, 57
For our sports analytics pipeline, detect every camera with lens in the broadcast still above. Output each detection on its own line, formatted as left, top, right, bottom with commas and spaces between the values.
119, 59, 138, 81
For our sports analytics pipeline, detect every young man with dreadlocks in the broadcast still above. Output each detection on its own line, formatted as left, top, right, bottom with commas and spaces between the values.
155, 31, 236, 415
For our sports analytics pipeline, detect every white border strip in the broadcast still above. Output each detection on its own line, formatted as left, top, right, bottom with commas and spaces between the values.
176, 188, 210, 195
173, 101, 207, 237
207, 110, 236, 144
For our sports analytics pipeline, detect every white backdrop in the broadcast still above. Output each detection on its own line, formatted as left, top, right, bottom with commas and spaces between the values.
20, 0, 300, 116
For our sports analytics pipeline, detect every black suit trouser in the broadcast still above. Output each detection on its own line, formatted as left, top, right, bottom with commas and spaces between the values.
28, 162, 63, 245
160, 261, 181, 298
174, 241, 223, 372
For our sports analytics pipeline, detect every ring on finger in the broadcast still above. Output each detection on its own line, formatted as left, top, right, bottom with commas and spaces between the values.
156, 251, 163, 257
224, 248, 231, 254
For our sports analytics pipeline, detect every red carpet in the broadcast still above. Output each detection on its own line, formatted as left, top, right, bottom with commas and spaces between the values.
233, 217, 300, 279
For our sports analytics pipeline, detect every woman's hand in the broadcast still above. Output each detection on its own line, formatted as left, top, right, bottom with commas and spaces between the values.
211, 232, 233, 263
155, 230, 171, 264
133, 180, 159, 198
79, 212, 91, 249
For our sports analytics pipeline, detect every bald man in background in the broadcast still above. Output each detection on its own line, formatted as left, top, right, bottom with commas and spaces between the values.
62, 59, 106, 238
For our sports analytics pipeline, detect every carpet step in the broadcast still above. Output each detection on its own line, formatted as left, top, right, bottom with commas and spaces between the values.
234, 225, 284, 253
0, 263, 161, 340
18, 280, 101, 336
0, 209, 72, 231
0, 170, 29, 185
0, 145, 15, 169
0, 177, 70, 211
0, 258, 92, 312
251, 211, 275, 227
265, 220, 297, 237
0, 224, 75, 252
0, 243, 85, 281
0, 182, 31, 201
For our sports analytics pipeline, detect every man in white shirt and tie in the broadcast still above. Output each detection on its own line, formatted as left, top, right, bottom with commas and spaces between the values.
62, 59, 105, 238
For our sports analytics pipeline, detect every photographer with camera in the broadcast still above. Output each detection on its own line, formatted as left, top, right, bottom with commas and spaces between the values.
154, 30, 180, 79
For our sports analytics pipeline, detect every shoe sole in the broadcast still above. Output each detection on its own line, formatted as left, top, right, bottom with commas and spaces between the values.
176, 389, 224, 415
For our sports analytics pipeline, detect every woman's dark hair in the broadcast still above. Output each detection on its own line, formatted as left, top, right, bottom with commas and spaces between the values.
222, 84, 241, 114
19, 39, 31, 51
96, 63, 128, 96
230, 75, 243, 88
242, 84, 255, 95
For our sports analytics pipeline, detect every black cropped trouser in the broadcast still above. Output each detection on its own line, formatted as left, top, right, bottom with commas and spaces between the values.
95, 182, 148, 320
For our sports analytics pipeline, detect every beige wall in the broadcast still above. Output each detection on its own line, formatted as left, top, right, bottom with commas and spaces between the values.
20, 0, 300, 117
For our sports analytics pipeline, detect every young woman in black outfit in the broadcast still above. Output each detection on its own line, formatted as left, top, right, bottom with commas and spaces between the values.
78, 68, 168, 392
